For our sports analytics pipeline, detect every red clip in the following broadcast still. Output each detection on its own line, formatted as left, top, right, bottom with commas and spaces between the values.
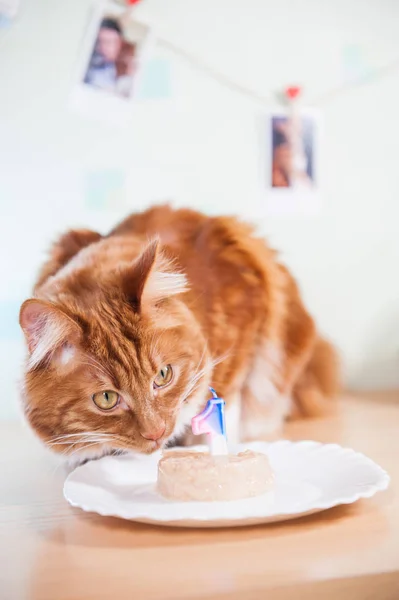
285, 86, 301, 100
126, 0, 141, 4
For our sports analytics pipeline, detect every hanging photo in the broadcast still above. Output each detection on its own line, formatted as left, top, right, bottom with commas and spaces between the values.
264, 110, 321, 215
70, 1, 153, 123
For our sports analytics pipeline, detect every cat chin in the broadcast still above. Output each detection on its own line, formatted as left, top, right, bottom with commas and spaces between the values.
66, 445, 166, 468
65, 445, 114, 468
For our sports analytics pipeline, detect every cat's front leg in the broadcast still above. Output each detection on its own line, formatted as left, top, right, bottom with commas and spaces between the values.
240, 383, 290, 441
238, 343, 293, 441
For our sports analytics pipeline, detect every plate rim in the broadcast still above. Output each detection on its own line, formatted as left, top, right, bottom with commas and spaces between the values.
63, 439, 391, 525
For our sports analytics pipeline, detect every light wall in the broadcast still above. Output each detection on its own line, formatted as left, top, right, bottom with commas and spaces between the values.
1, 0, 399, 419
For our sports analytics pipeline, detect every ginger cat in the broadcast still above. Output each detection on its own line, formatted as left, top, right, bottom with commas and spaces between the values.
19, 205, 339, 461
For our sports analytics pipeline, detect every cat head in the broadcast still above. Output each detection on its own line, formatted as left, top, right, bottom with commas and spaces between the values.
19, 239, 212, 461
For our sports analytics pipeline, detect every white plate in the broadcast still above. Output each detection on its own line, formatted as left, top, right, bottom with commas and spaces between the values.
64, 441, 390, 528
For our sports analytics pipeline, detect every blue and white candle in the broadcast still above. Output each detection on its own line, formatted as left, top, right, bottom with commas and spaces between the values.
191, 388, 228, 455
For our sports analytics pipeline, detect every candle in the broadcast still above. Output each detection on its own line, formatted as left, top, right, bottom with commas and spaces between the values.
191, 388, 228, 455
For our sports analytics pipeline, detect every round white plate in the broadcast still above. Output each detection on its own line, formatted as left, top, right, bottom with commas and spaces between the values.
64, 441, 390, 528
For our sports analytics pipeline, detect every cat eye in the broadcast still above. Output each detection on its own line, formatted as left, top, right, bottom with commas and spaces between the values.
154, 364, 173, 388
92, 390, 119, 411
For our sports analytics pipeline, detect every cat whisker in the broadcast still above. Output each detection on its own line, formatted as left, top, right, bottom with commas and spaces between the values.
47, 430, 111, 440
47, 431, 112, 440
64, 441, 106, 463
46, 431, 125, 448
150, 329, 168, 361
78, 360, 113, 381
185, 377, 207, 401
46, 438, 111, 448
185, 347, 208, 389
47, 429, 122, 438
183, 350, 231, 401
186, 359, 211, 388
48, 434, 130, 474
81, 354, 116, 382
184, 370, 208, 400
192, 346, 207, 379
46, 432, 114, 445
85, 355, 113, 379
209, 351, 231, 369
49, 439, 108, 476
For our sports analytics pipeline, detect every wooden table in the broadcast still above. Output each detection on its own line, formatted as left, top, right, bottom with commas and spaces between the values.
1, 393, 398, 600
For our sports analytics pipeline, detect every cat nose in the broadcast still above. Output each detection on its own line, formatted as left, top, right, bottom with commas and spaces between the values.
140, 424, 166, 441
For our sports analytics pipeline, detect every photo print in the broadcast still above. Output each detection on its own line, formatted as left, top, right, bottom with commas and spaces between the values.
264, 110, 321, 215
70, 1, 153, 123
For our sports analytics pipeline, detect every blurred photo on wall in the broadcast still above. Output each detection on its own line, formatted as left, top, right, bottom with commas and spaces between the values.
271, 115, 315, 189
70, 1, 152, 123
265, 111, 320, 214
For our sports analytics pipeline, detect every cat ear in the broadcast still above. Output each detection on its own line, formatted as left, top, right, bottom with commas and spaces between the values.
122, 239, 188, 311
19, 299, 81, 369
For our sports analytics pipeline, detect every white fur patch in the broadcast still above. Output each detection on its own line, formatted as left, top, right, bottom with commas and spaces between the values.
145, 253, 188, 302
147, 270, 188, 298
66, 445, 111, 467
242, 396, 291, 439
241, 342, 291, 440
20, 301, 73, 370
224, 394, 241, 445
58, 344, 76, 366
28, 317, 67, 369
247, 342, 283, 405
